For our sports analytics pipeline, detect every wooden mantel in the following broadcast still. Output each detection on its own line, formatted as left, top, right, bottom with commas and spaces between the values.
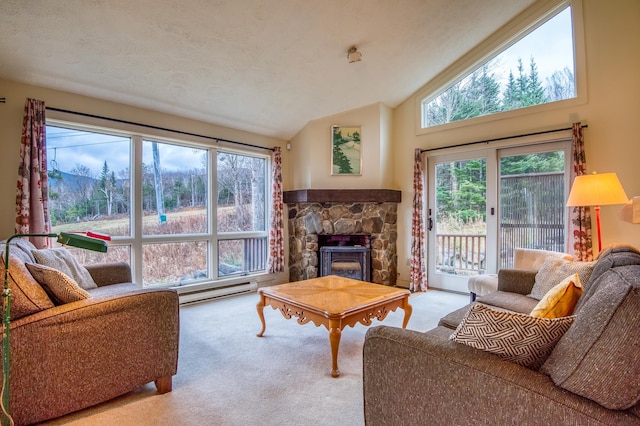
283, 189, 401, 204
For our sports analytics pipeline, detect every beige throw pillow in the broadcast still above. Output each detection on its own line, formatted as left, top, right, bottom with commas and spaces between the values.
32, 247, 98, 290
26, 263, 91, 304
450, 303, 574, 369
529, 257, 595, 300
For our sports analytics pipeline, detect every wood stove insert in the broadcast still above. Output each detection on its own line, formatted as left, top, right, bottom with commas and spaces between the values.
319, 234, 371, 282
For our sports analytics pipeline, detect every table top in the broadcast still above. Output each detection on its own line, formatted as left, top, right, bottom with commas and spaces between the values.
259, 275, 409, 316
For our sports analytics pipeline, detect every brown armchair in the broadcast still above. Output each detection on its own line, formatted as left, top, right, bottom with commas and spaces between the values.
1, 239, 179, 426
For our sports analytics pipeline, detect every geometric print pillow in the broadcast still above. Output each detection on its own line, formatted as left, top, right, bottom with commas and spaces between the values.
450, 303, 575, 369
25, 263, 92, 305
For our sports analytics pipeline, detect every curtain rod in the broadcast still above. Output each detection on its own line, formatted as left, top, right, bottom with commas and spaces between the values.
46, 106, 275, 152
420, 124, 588, 153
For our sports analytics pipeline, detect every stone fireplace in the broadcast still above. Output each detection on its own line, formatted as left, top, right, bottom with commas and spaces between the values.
284, 189, 401, 286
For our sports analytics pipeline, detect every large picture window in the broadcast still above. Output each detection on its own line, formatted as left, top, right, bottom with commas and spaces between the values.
46, 123, 269, 288
421, 3, 576, 129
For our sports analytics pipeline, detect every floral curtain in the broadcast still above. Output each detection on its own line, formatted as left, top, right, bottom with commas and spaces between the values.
410, 148, 427, 292
568, 122, 593, 261
15, 98, 51, 248
267, 146, 285, 273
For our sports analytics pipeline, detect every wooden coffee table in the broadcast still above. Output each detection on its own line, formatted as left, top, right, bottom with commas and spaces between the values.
256, 275, 412, 377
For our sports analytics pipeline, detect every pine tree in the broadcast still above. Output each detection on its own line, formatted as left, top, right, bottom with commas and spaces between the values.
502, 70, 520, 111
527, 57, 547, 105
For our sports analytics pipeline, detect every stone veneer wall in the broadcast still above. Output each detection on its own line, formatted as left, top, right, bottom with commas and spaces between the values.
287, 202, 398, 285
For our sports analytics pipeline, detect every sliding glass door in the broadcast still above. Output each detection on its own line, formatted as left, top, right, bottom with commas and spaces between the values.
498, 143, 570, 268
427, 141, 569, 293
427, 151, 497, 293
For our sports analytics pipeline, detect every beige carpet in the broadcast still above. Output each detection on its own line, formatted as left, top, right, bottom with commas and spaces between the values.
40, 288, 468, 426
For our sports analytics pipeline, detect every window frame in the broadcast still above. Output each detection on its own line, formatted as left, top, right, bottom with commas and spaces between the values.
415, 0, 586, 135
46, 115, 272, 291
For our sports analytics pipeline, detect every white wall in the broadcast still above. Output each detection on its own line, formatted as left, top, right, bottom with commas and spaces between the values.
289, 102, 395, 190
391, 0, 640, 286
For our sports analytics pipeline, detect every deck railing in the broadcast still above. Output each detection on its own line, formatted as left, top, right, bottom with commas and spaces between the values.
436, 234, 486, 275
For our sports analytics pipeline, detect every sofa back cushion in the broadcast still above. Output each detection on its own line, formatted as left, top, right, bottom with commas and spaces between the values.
514, 248, 573, 269
540, 259, 640, 410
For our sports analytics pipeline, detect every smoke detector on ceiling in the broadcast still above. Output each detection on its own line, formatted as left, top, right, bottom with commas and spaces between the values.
347, 46, 362, 63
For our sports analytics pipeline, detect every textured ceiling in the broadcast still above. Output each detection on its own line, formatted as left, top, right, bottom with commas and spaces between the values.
0, 0, 536, 140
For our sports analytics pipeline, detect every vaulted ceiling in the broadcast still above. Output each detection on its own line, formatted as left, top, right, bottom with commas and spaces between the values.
0, 0, 537, 140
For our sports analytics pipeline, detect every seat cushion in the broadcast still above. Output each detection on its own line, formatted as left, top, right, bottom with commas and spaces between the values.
438, 305, 471, 330
476, 291, 538, 314
88, 282, 143, 298
540, 264, 640, 410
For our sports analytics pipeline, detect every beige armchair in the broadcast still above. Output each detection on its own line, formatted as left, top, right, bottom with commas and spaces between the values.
467, 248, 574, 301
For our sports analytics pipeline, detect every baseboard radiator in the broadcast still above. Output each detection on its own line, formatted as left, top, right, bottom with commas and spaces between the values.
179, 281, 258, 305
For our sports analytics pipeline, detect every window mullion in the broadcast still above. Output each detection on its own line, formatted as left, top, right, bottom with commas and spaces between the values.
210, 148, 218, 279
132, 135, 144, 285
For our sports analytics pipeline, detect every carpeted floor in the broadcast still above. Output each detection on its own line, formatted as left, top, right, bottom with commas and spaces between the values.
40, 288, 468, 426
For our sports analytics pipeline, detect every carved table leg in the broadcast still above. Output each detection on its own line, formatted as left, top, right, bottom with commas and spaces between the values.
329, 319, 342, 377
402, 298, 413, 329
256, 294, 267, 337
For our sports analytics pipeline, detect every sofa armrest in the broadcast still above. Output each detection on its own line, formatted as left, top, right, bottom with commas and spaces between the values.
363, 325, 638, 425
7, 289, 179, 425
496, 268, 537, 294
85, 262, 132, 286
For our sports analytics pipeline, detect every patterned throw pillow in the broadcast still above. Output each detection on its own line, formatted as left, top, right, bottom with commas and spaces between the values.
1, 253, 54, 319
32, 247, 98, 290
530, 273, 583, 318
450, 303, 574, 369
529, 257, 595, 300
26, 263, 91, 304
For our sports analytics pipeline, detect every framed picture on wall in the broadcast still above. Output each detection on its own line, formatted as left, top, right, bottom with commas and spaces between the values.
331, 125, 361, 175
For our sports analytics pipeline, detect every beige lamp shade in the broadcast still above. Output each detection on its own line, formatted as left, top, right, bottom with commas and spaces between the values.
567, 172, 628, 207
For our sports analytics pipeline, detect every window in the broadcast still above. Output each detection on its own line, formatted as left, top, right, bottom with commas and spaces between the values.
421, 4, 576, 129
46, 123, 269, 288
216, 151, 267, 277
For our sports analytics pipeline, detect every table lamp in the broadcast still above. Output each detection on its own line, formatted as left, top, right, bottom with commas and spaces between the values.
2, 232, 108, 426
566, 172, 628, 252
